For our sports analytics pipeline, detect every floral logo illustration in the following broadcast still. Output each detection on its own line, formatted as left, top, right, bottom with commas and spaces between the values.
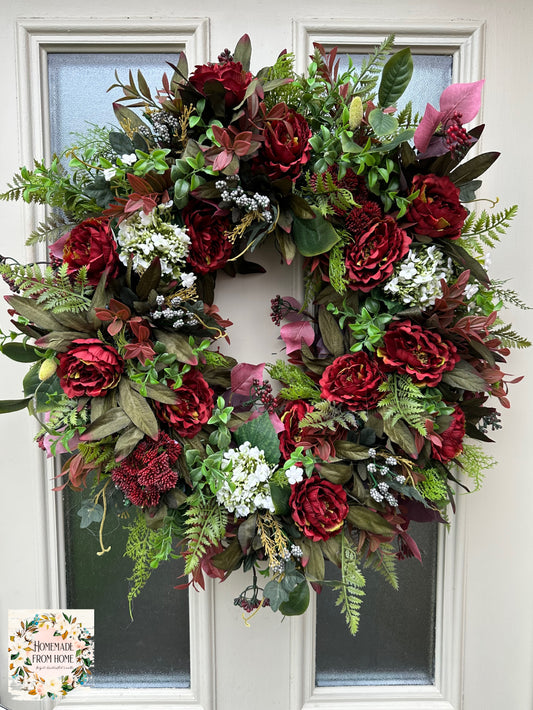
8, 610, 93, 700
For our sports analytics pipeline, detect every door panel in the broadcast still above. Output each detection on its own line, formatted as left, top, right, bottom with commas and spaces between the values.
1, 5, 532, 710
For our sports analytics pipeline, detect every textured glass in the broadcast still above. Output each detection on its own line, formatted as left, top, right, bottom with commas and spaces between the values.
48, 53, 179, 156
339, 53, 452, 118
316, 522, 438, 686
49, 52, 189, 688
63, 485, 190, 687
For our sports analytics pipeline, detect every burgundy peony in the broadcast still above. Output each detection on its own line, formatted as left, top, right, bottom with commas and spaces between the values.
279, 400, 343, 461
379, 320, 459, 387
182, 199, 233, 274
153, 369, 214, 438
112, 432, 182, 508
319, 352, 386, 411
406, 173, 468, 240
189, 60, 253, 110
260, 104, 311, 181
344, 216, 411, 292
431, 405, 466, 462
289, 473, 349, 541
50, 218, 120, 285
57, 338, 124, 398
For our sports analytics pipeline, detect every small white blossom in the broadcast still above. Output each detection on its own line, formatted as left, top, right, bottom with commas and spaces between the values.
103, 167, 117, 181
180, 271, 197, 288
120, 152, 137, 165
285, 465, 304, 485
384, 245, 453, 308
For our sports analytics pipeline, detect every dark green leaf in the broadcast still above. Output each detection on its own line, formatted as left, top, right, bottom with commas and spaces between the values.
1, 342, 41, 362
449, 152, 500, 186
154, 330, 198, 365
279, 580, 310, 616
346, 506, 394, 534
318, 307, 344, 357
211, 538, 243, 571
109, 131, 134, 155
233, 33, 252, 72
136, 257, 161, 300
441, 360, 488, 392
292, 209, 340, 257
382, 417, 418, 457
334, 441, 371, 461
316, 462, 352, 485
233, 412, 280, 465
84, 175, 114, 208
270, 483, 290, 515
114, 424, 145, 461
441, 242, 490, 285
378, 48, 413, 107
34, 374, 62, 412
263, 579, 290, 612
118, 378, 158, 439
80, 407, 132, 440
130, 381, 178, 404
319, 534, 342, 567
0, 396, 32, 413
6, 295, 62, 331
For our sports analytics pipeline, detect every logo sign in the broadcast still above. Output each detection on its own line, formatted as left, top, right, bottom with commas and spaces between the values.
8, 610, 93, 700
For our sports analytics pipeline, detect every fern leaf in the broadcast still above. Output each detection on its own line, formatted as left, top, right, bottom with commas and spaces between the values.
377, 375, 428, 435
456, 444, 496, 491
299, 399, 361, 431
491, 323, 531, 349
183, 501, 227, 575
26, 213, 74, 247
332, 533, 366, 635
266, 361, 321, 402
460, 205, 518, 255
363, 542, 399, 590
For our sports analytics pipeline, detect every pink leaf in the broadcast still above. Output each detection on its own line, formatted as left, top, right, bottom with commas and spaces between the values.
413, 103, 442, 152
269, 411, 285, 434
213, 150, 233, 172
439, 80, 484, 123
231, 362, 265, 395
280, 320, 315, 354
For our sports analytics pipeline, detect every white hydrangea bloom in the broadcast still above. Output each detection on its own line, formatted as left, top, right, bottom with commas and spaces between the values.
116, 205, 191, 279
384, 245, 453, 308
216, 441, 276, 516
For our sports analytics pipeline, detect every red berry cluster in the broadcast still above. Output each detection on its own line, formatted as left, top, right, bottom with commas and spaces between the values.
233, 595, 270, 612
445, 111, 471, 157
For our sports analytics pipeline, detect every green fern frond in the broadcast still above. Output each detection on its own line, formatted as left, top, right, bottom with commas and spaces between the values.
183, 500, 227, 575
456, 444, 496, 491
299, 399, 361, 431
78, 438, 118, 474
331, 533, 366, 635
0, 261, 92, 313
305, 171, 357, 216
491, 280, 531, 311
362, 541, 399, 590
377, 375, 428, 435
149, 509, 187, 569
491, 323, 531, 349
460, 205, 518, 255
396, 101, 421, 128
417, 467, 449, 502
125, 511, 154, 616
266, 361, 321, 402
26, 213, 74, 247
202, 351, 232, 367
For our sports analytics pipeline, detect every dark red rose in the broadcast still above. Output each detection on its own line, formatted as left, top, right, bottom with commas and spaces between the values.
153, 369, 214, 438
431, 405, 466, 462
182, 199, 233, 274
112, 432, 182, 508
289, 473, 349, 541
319, 352, 386, 411
260, 104, 311, 181
406, 174, 468, 240
57, 338, 124, 398
279, 400, 343, 461
189, 60, 253, 110
344, 216, 411, 292
378, 320, 459, 386
49, 218, 119, 285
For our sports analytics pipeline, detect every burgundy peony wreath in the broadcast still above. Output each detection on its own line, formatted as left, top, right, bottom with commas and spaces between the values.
0, 35, 527, 632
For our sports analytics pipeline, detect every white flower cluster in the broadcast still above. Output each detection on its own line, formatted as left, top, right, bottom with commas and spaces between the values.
116, 203, 194, 281
216, 441, 276, 517
384, 245, 453, 307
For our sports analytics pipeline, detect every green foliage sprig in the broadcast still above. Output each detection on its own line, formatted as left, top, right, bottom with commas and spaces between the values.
332, 534, 366, 636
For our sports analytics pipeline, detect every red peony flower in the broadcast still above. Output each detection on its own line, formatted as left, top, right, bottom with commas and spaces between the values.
49, 218, 120, 285
259, 104, 311, 181
189, 60, 253, 110
406, 174, 468, 240
289, 473, 349, 541
378, 320, 459, 386
112, 432, 182, 508
57, 338, 124, 398
279, 400, 344, 461
320, 352, 386, 411
182, 199, 233, 274
153, 369, 214, 438
431, 405, 466, 462
344, 216, 411, 292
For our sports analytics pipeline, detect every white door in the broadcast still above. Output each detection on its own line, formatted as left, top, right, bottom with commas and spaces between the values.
1, 3, 532, 710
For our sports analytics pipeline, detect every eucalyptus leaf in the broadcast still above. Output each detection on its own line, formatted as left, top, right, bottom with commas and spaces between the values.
441, 360, 488, 392
77, 500, 103, 529
368, 109, 399, 136
292, 209, 340, 257
279, 580, 310, 616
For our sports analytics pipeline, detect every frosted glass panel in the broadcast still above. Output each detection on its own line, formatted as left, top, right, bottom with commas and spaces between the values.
48, 53, 179, 156
315, 523, 438, 686
49, 53, 189, 688
316, 52, 451, 688
339, 53, 453, 118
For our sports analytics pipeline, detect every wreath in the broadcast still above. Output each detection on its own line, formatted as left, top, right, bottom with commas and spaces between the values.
8, 612, 92, 698
0, 35, 527, 633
